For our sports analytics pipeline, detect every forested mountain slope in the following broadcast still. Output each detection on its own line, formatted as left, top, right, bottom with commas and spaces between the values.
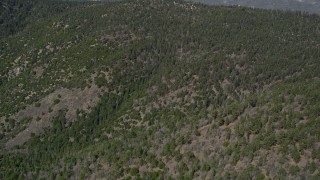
0, 0, 320, 179
0, 0, 79, 38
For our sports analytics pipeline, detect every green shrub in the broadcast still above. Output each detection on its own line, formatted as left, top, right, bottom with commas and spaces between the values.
35, 102, 41, 107
54, 99, 60, 105
201, 163, 211, 171
291, 147, 301, 163
130, 168, 139, 176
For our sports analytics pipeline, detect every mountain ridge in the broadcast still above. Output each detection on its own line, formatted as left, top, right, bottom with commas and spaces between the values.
191, 0, 320, 15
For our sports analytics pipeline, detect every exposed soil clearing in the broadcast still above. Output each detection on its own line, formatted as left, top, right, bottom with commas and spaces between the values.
4, 70, 112, 149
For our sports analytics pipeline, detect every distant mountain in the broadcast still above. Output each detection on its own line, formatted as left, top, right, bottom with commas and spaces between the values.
61, 0, 320, 14
191, 0, 320, 14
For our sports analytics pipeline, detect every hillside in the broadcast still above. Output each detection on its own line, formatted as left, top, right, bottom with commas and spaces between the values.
1, 0, 320, 179
0, 0, 80, 38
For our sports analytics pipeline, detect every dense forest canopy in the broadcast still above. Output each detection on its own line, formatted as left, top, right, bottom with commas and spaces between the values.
0, 0, 81, 38
0, 0, 320, 179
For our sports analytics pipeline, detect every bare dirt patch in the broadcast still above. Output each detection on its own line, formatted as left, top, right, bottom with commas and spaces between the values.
33, 66, 45, 78
4, 71, 111, 149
